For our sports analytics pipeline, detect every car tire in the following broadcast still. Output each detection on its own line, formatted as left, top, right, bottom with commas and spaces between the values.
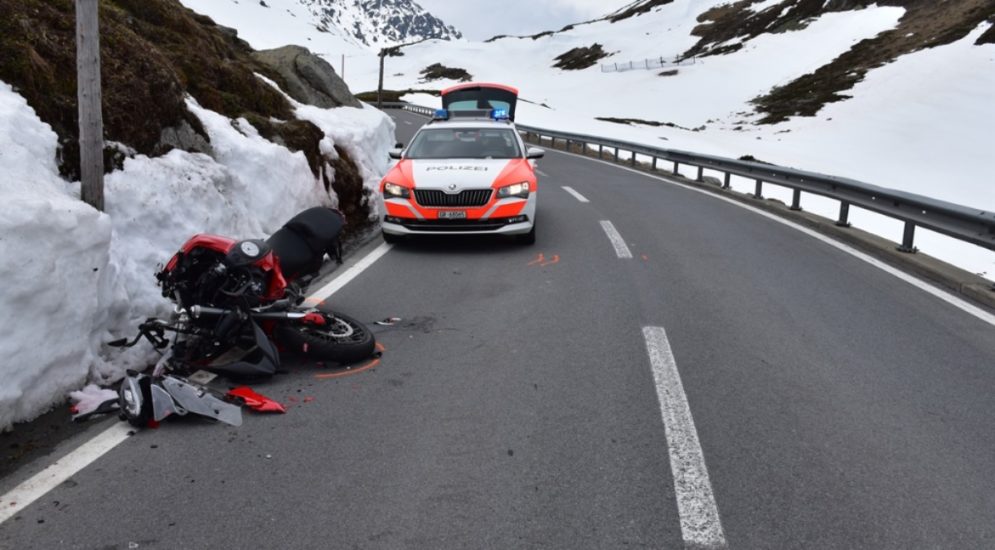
516, 224, 536, 245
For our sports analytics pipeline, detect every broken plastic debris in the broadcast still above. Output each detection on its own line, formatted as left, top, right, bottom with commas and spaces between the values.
226, 387, 287, 413
68, 384, 119, 422
375, 317, 402, 326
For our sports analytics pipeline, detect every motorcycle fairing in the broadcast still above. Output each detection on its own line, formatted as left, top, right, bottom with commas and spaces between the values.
159, 376, 243, 426
226, 386, 287, 413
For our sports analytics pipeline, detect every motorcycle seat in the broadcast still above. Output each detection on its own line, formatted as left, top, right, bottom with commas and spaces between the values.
267, 207, 344, 279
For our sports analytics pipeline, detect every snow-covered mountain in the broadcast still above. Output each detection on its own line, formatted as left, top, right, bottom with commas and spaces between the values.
300, 0, 462, 49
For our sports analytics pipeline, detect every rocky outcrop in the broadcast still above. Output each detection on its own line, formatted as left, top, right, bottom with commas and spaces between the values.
252, 45, 361, 109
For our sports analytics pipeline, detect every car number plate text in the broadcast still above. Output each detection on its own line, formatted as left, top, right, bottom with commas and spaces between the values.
438, 210, 467, 219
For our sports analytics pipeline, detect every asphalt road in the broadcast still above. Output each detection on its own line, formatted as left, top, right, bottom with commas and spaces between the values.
1, 109, 994, 549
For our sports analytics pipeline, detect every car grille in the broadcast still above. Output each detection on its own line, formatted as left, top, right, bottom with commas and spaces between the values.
414, 189, 492, 207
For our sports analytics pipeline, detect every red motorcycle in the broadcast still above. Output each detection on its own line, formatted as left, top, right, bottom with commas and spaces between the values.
113, 207, 375, 426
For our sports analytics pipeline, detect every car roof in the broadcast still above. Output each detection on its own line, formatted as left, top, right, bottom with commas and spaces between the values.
419, 119, 517, 131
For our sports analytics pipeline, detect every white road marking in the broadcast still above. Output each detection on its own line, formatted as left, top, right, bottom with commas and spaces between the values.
548, 147, 995, 328
403, 120, 412, 125
306, 241, 393, 305
0, 241, 395, 525
561, 186, 590, 203
600, 220, 633, 259
642, 326, 728, 550
536, 169, 549, 177
0, 422, 132, 524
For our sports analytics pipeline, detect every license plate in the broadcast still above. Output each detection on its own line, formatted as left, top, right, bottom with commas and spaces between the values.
438, 210, 467, 219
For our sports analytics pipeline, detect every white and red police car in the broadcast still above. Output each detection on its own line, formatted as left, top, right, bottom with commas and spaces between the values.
379, 83, 544, 244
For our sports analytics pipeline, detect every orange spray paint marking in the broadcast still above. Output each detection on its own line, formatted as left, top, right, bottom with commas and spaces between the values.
641, 255, 649, 261
528, 253, 545, 266
540, 254, 560, 267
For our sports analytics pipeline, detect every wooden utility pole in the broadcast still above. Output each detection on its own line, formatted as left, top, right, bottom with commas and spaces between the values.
76, 0, 104, 211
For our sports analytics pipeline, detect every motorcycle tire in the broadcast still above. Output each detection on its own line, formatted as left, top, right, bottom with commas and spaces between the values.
275, 311, 376, 365
118, 375, 153, 428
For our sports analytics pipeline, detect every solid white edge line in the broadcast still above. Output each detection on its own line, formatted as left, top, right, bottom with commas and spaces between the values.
306, 241, 393, 304
0, 422, 133, 524
0, 241, 395, 526
600, 220, 634, 259
643, 326, 727, 549
549, 147, 995, 328
561, 186, 590, 203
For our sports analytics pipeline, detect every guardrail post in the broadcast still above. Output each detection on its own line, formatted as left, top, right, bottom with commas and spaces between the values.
754, 179, 763, 199
696, 166, 704, 182
723, 173, 731, 189
897, 222, 917, 253
652, 157, 657, 171
631, 151, 636, 167
566, 139, 572, 152
673, 161, 679, 175
614, 148, 619, 162
836, 202, 851, 227
790, 189, 802, 211
598, 144, 603, 158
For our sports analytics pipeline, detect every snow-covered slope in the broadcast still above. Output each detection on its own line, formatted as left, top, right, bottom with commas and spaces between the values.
178, 0, 995, 278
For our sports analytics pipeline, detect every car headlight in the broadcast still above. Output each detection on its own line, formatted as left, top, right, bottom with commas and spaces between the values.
497, 181, 530, 199
383, 182, 410, 199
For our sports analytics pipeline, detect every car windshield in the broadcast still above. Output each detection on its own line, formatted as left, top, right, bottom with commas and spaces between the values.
406, 127, 522, 159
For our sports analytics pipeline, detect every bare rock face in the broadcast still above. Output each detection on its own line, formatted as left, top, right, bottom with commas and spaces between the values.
252, 45, 362, 109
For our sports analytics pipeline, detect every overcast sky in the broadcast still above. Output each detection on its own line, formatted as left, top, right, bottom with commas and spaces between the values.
415, 0, 633, 41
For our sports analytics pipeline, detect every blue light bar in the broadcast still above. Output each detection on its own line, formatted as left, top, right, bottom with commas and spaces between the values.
491, 108, 509, 120
433, 109, 450, 120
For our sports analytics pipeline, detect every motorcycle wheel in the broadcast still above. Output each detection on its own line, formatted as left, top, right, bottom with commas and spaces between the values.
276, 311, 376, 364
118, 375, 153, 428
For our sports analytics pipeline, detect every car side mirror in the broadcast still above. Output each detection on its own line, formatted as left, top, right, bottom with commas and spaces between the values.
526, 147, 545, 160
388, 148, 403, 160
395, 142, 404, 148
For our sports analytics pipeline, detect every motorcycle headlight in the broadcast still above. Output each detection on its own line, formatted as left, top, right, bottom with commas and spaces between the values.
383, 182, 410, 199
497, 181, 530, 199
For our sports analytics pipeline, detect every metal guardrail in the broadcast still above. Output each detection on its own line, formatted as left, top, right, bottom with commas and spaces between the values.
383, 102, 995, 254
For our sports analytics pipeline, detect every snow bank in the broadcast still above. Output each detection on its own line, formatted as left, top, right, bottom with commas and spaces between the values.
0, 82, 113, 429
0, 78, 394, 429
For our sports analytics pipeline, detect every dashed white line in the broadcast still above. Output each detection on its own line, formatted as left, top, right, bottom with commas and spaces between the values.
403, 120, 413, 125
546, 147, 995, 328
0, 422, 132, 524
600, 220, 633, 259
0, 241, 395, 525
536, 169, 550, 177
561, 186, 590, 203
642, 326, 727, 550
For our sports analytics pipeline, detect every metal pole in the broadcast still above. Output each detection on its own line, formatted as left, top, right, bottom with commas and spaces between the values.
614, 147, 619, 162
598, 144, 603, 158
631, 151, 636, 167
836, 202, 851, 227
723, 173, 731, 189
754, 179, 763, 199
341, 54, 345, 80
652, 157, 657, 171
673, 161, 679, 175
898, 222, 917, 253
76, 0, 104, 211
376, 49, 385, 109
790, 189, 802, 211
696, 166, 704, 182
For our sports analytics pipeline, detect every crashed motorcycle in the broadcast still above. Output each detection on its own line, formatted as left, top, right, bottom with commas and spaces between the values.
113, 207, 376, 427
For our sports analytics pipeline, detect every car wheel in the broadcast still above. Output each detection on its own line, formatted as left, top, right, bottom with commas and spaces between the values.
516, 224, 536, 245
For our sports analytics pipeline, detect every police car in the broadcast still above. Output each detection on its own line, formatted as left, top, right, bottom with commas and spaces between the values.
379, 83, 544, 245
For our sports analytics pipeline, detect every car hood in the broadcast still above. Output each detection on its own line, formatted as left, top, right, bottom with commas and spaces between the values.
395, 158, 532, 190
